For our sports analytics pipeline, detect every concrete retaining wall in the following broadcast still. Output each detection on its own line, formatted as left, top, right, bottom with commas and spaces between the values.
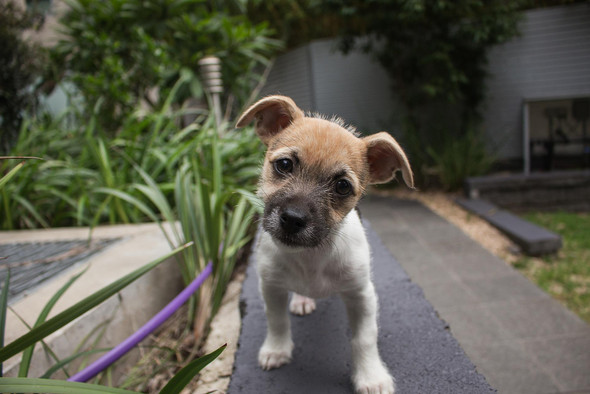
0, 223, 184, 383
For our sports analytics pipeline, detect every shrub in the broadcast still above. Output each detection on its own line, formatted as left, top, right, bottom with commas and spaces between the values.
0, 75, 263, 230
50, 0, 281, 131
0, 0, 46, 153
425, 128, 495, 191
400, 120, 495, 190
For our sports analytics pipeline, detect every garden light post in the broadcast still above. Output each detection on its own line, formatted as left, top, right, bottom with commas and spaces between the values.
198, 56, 224, 132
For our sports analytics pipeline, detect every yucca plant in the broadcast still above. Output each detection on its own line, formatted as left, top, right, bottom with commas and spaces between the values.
98, 115, 262, 337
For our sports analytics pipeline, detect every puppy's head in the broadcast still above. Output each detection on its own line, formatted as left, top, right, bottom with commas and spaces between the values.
236, 95, 413, 248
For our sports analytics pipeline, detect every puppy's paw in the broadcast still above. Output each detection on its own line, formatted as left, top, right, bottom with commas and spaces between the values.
258, 340, 294, 370
289, 293, 316, 316
353, 367, 395, 394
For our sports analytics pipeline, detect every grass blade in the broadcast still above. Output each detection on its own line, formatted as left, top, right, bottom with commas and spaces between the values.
41, 348, 110, 379
0, 269, 10, 376
0, 243, 191, 363
9, 307, 69, 377
159, 344, 226, 394
0, 162, 24, 190
12, 194, 50, 228
94, 187, 160, 224
0, 377, 136, 393
19, 267, 89, 377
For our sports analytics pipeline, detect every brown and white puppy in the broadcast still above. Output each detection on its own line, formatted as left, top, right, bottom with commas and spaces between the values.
236, 95, 413, 394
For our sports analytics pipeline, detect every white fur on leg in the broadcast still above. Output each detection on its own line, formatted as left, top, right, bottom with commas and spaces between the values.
259, 283, 294, 370
352, 360, 395, 394
258, 336, 294, 370
342, 284, 395, 394
289, 293, 316, 315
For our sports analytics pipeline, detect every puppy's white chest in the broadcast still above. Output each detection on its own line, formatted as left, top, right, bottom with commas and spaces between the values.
279, 253, 349, 297
257, 211, 371, 298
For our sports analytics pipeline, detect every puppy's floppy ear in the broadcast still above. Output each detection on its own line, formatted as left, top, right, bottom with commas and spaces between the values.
235, 95, 304, 145
363, 132, 414, 188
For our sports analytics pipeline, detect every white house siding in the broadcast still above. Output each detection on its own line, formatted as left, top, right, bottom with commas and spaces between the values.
261, 39, 403, 137
307, 40, 403, 135
484, 3, 590, 160
260, 45, 316, 113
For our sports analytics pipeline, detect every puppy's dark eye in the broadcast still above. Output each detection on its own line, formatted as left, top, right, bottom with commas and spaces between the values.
274, 158, 293, 175
335, 179, 352, 196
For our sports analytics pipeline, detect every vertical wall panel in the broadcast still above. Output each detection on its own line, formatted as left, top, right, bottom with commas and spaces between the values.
308, 40, 403, 136
260, 40, 403, 137
259, 45, 315, 112
484, 3, 590, 160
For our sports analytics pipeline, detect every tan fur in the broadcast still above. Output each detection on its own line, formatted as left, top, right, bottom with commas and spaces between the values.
236, 96, 304, 145
238, 95, 413, 198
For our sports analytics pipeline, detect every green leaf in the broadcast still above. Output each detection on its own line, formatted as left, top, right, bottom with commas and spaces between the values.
12, 194, 50, 228
94, 187, 159, 224
0, 243, 191, 363
0, 377, 136, 393
0, 269, 10, 376
8, 308, 67, 377
19, 267, 89, 377
159, 344, 226, 394
0, 162, 24, 190
40, 348, 110, 379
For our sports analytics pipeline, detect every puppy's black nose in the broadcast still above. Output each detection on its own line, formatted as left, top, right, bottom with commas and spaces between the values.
280, 207, 307, 234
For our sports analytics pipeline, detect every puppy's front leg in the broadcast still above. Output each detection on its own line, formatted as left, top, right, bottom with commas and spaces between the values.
341, 284, 395, 394
259, 283, 294, 370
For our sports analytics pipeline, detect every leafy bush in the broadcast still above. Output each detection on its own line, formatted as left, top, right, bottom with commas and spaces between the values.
50, 0, 281, 130
1, 74, 263, 230
0, 1, 46, 153
425, 129, 495, 191
400, 117, 495, 190
2, 81, 263, 342
101, 118, 261, 338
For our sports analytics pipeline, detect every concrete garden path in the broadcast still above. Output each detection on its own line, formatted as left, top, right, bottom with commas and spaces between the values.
228, 195, 590, 394
359, 195, 590, 394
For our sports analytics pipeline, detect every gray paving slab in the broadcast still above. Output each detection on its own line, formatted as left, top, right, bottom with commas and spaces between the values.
228, 222, 494, 394
360, 194, 590, 394
455, 198, 562, 255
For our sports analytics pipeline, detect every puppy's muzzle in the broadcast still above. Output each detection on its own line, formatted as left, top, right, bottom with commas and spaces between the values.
279, 207, 308, 235
263, 191, 330, 248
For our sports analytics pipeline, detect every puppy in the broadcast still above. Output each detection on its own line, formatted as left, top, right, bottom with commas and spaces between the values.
236, 96, 413, 394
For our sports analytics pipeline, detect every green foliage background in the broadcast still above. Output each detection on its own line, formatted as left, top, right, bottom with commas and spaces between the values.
0, 1, 46, 153
50, 0, 282, 131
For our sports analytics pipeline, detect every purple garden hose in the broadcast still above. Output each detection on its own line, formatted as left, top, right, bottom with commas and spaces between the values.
68, 261, 213, 383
